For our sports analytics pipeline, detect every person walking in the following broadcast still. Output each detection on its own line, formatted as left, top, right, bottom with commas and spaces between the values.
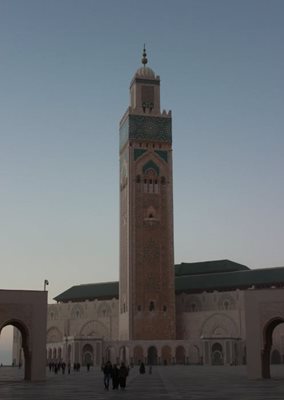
139, 362, 145, 374
112, 364, 119, 389
103, 361, 112, 390
118, 362, 128, 390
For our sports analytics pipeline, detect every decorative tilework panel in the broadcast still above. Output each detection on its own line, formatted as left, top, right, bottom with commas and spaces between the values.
155, 150, 168, 162
134, 149, 147, 160
143, 160, 160, 176
120, 115, 172, 149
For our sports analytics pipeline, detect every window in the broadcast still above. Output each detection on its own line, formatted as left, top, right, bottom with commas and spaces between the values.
137, 305, 141, 311
191, 303, 197, 312
143, 169, 159, 194
224, 300, 229, 310
163, 305, 167, 312
149, 301, 155, 311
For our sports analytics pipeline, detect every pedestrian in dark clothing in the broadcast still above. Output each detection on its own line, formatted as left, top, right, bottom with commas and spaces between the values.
139, 362, 145, 374
62, 362, 66, 374
118, 362, 128, 390
112, 364, 119, 389
103, 361, 112, 390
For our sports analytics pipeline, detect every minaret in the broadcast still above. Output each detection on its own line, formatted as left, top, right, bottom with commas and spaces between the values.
119, 47, 175, 340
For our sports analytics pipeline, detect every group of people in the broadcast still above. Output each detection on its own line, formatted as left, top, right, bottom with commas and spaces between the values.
102, 361, 129, 390
48, 361, 72, 374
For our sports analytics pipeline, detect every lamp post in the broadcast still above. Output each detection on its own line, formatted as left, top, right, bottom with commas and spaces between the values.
44, 279, 49, 291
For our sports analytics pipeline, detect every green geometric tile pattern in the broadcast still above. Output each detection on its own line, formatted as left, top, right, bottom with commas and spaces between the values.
120, 114, 172, 149
134, 148, 147, 160
155, 150, 168, 162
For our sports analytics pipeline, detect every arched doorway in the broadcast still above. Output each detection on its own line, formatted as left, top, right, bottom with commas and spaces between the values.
119, 346, 128, 363
133, 345, 144, 365
48, 348, 52, 362
67, 344, 72, 363
58, 347, 62, 362
0, 290, 47, 381
211, 342, 224, 365
188, 345, 200, 364
161, 345, 171, 365
0, 320, 31, 380
262, 318, 284, 378
271, 349, 281, 364
0, 326, 14, 366
147, 346, 157, 365
82, 344, 94, 366
175, 346, 185, 364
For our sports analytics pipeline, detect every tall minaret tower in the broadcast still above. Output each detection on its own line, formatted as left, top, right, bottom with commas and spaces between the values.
119, 47, 175, 340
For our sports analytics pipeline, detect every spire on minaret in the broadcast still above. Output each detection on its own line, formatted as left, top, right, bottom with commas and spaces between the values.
141, 44, 148, 66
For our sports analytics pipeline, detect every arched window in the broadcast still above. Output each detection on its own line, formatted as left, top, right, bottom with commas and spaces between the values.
143, 169, 159, 194
149, 301, 155, 311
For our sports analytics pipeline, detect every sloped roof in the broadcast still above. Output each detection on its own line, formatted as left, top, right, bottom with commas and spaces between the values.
175, 266, 284, 293
54, 281, 119, 303
54, 260, 284, 303
174, 259, 249, 276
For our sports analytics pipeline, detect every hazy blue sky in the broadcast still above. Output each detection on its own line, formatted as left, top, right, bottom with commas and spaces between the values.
0, 0, 284, 363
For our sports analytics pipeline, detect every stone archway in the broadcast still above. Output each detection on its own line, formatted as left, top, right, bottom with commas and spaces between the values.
133, 345, 144, 365
0, 319, 31, 379
161, 345, 171, 365
188, 344, 200, 364
0, 290, 47, 381
147, 346, 157, 365
82, 344, 94, 366
211, 342, 224, 365
271, 348, 281, 364
245, 288, 284, 379
262, 318, 284, 378
175, 345, 186, 364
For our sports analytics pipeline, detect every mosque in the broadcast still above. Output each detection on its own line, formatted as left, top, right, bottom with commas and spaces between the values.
13, 49, 284, 369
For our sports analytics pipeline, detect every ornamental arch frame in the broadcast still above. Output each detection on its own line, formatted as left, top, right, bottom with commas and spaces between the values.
0, 290, 47, 381
245, 288, 284, 379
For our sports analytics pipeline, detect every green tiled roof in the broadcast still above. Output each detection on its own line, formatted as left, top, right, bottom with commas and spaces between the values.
174, 260, 249, 276
54, 260, 284, 303
175, 266, 284, 293
54, 281, 119, 303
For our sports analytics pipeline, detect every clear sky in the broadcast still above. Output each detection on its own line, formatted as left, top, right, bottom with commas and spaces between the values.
0, 0, 284, 363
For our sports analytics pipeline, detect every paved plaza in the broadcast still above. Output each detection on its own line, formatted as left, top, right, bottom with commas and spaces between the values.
0, 365, 284, 400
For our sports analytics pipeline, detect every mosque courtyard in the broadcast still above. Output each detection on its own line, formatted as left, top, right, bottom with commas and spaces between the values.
0, 365, 284, 400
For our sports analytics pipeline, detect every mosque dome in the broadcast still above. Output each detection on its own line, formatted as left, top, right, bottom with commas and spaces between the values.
134, 45, 156, 79
135, 66, 156, 79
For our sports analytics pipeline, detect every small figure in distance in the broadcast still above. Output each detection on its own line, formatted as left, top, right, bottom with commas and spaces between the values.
139, 361, 145, 374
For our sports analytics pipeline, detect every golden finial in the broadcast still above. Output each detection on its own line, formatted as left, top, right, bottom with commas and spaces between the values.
141, 44, 148, 66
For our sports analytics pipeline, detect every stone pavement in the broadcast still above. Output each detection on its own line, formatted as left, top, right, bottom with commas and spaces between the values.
0, 365, 284, 400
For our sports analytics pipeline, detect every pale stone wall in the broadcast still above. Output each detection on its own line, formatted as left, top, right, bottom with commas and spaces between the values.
12, 287, 284, 370
45, 298, 119, 366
